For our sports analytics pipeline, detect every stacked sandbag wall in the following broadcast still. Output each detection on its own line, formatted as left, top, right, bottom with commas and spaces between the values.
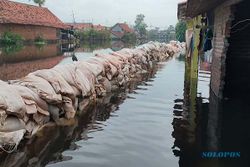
0, 41, 185, 153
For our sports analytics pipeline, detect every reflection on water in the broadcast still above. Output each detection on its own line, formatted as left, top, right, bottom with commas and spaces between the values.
1, 43, 249, 167
172, 53, 250, 167
0, 41, 131, 81
0, 61, 167, 167
0, 44, 64, 81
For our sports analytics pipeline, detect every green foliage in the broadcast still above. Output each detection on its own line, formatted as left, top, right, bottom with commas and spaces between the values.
175, 21, 187, 42
81, 41, 111, 51
134, 14, 148, 38
1, 44, 24, 55
147, 25, 176, 42
34, 35, 46, 45
165, 25, 176, 41
0, 32, 24, 45
122, 32, 136, 42
76, 29, 111, 41
30, 0, 45, 7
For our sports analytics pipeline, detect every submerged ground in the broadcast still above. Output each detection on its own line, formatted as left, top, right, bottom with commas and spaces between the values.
1, 43, 250, 167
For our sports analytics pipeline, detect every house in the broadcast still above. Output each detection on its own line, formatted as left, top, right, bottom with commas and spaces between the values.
110, 23, 134, 40
93, 24, 108, 31
66, 23, 109, 32
178, 0, 250, 99
0, 0, 67, 42
66, 23, 94, 31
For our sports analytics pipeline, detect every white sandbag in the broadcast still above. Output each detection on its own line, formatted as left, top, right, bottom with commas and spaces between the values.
0, 81, 26, 122
0, 117, 25, 132
87, 57, 114, 80
25, 120, 40, 137
0, 117, 26, 153
76, 61, 104, 77
9, 85, 49, 116
74, 66, 95, 96
0, 129, 25, 153
33, 112, 50, 125
32, 69, 75, 100
54, 64, 92, 97
91, 56, 119, 80
96, 54, 123, 71
62, 96, 76, 119
10, 75, 62, 104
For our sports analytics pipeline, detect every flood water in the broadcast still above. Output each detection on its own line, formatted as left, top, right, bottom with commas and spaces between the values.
1, 42, 250, 167
0, 41, 130, 81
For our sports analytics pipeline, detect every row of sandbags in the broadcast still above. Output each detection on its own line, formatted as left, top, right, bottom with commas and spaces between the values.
0, 41, 185, 153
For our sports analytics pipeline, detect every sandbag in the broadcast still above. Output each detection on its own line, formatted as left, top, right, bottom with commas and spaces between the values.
76, 61, 104, 77
90, 56, 118, 80
32, 69, 75, 100
87, 57, 114, 80
0, 117, 25, 132
54, 64, 91, 97
0, 117, 26, 153
75, 70, 94, 97
9, 85, 49, 116
0, 129, 25, 153
0, 81, 26, 123
0, 41, 184, 153
10, 75, 62, 104
96, 54, 123, 70
62, 96, 76, 119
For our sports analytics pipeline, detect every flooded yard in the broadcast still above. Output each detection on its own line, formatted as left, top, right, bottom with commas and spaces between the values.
0, 41, 129, 81
46, 58, 185, 167
0, 42, 250, 167
0, 51, 184, 166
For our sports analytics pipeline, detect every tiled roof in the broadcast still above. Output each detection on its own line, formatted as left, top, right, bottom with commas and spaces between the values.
0, 0, 65, 28
111, 31, 124, 38
66, 23, 94, 30
93, 24, 107, 31
117, 23, 134, 33
186, 0, 226, 17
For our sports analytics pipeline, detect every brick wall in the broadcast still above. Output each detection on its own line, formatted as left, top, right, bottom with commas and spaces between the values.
0, 23, 60, 41
210, 1, 236, 98
223, 0, 250, 98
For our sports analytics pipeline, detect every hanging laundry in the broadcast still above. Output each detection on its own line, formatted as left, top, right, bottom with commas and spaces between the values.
203, 28, 213, 52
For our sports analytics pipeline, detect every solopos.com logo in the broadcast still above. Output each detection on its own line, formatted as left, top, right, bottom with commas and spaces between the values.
202, 152, 241, 158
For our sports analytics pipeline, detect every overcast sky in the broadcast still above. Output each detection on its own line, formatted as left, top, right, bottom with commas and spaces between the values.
12, 0, 183, 29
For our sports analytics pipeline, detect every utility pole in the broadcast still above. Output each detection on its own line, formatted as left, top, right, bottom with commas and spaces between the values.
72, 10, 76, 24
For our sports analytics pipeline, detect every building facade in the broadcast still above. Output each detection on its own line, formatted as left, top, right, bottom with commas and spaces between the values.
178, 0, 250, 99
110, 23, 134, 39
0, 0, 66, 42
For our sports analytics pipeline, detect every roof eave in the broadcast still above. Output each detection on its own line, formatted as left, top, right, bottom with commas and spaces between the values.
185, 0, 228, 17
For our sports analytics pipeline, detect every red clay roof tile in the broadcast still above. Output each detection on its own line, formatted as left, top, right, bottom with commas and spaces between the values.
65, 23, 94, 30
117, 23, 134, 33
0, 0, 65, 28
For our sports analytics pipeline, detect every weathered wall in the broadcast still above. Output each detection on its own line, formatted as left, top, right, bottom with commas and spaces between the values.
210, 1, 235, 98
223, 0, 250, 98
0, 23, 60, 41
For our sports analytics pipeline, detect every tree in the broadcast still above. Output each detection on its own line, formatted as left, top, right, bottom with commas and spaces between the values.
134, 14, 148, 39
122, 32, 136, 42
166, 25, 176, 41
175, 21, 187, 42
29, 0, 45, 7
